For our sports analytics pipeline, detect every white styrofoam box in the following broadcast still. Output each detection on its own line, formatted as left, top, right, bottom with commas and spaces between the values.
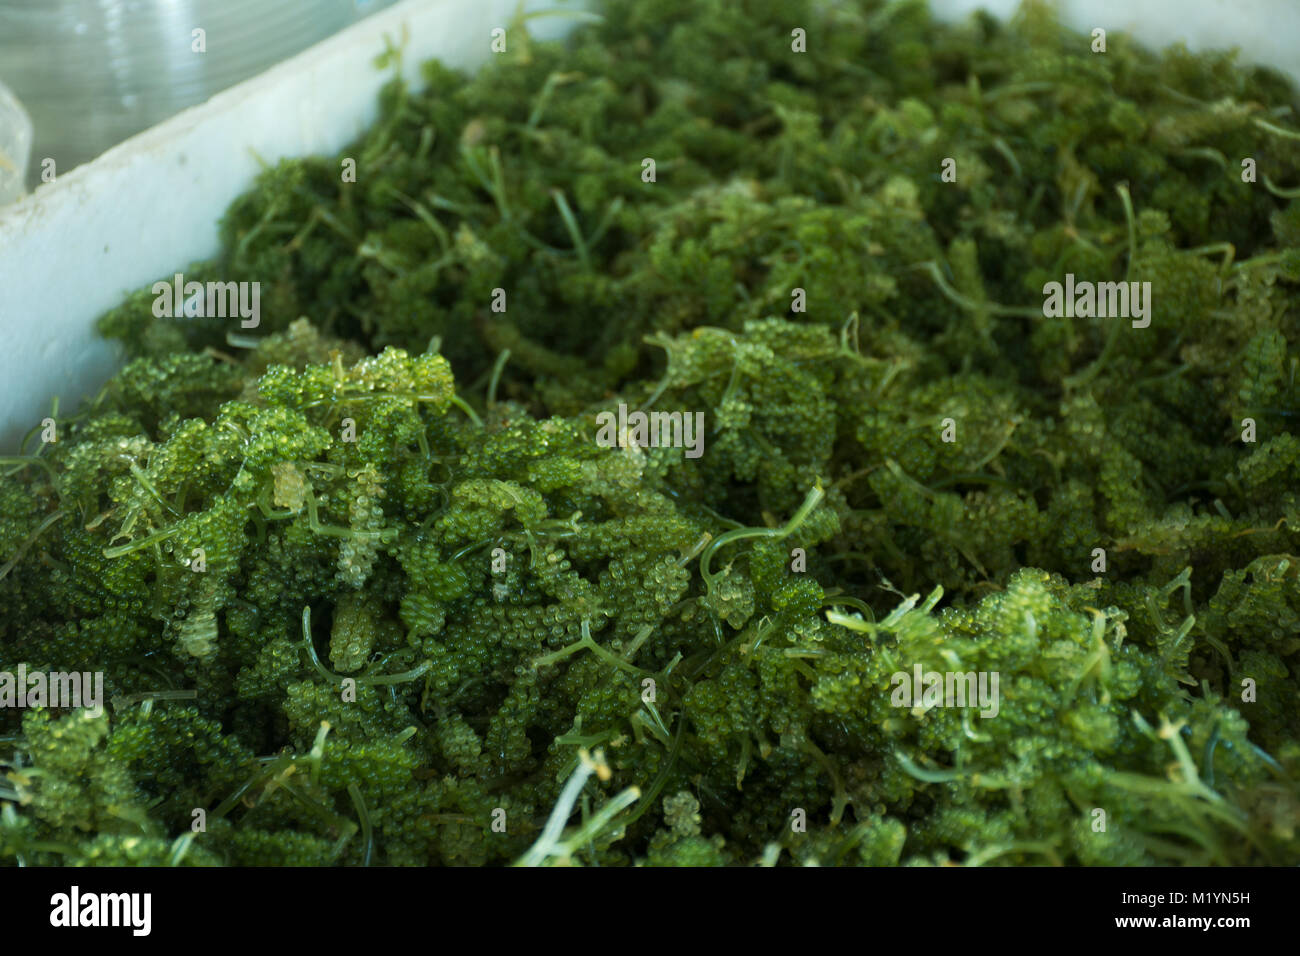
0, 0, 578, 449
0, 0, 1295, 450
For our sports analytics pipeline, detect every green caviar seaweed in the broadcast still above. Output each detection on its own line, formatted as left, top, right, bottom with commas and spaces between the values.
2, 0, 1299, 866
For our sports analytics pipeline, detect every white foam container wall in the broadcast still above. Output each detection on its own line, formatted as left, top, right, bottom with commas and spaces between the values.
0, 0, 1296, 450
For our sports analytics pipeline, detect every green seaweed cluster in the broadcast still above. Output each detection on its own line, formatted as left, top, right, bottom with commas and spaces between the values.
2, 0, 1299, 866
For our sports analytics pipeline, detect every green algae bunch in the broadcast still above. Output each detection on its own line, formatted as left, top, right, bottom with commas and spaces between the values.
2, 0, 1299, 867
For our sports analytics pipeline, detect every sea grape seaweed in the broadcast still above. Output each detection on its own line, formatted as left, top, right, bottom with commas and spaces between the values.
2, 0, 1299, 866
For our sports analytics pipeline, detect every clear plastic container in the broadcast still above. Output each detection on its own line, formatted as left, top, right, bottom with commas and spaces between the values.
0, 78, 32, 206
0, 0, 399, 185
